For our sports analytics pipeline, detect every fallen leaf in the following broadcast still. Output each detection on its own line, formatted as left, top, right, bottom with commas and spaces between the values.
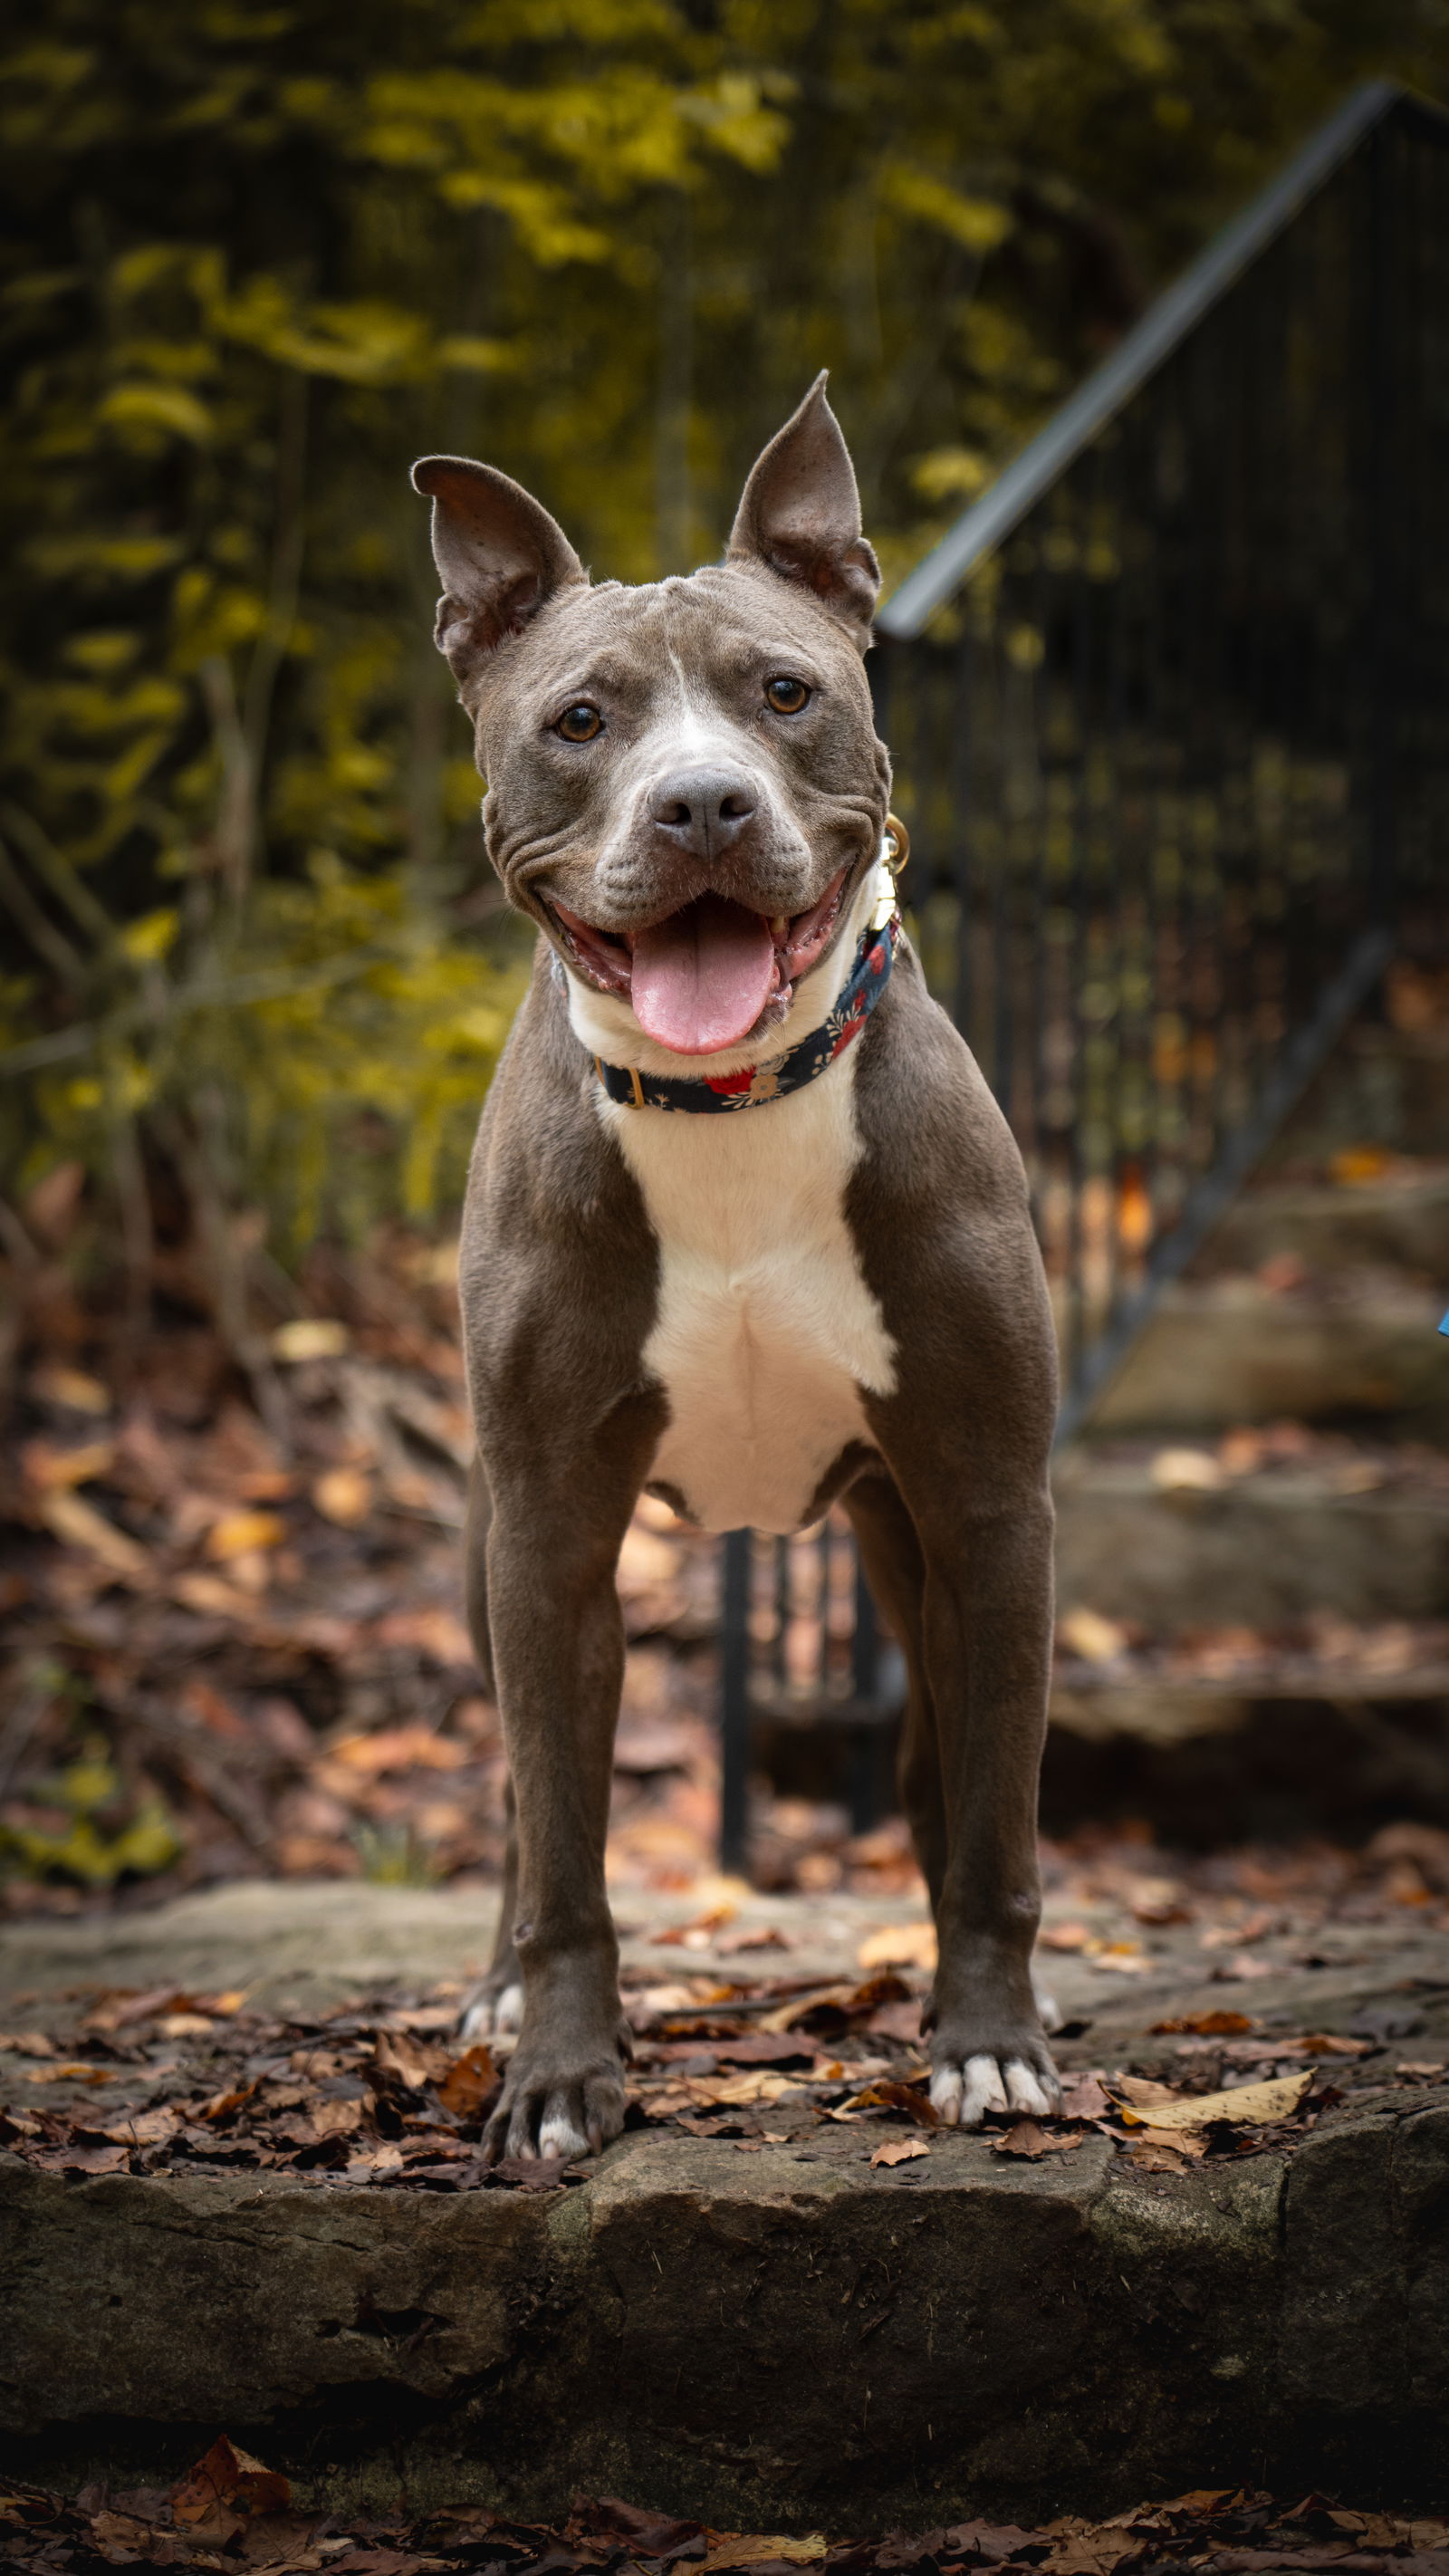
1060, 2075, 1110, 2119
370, 2032, 440, 2093
169, 2435, 290, 2532
14, 2061, 114, 2085
436, 2043, 498, 2117
704, 2540, 827, 2571
1128, 2127, 1207, 2162
323, 1724, 468, 1776
311, 2097, 367, 2139
170, 1571, 257, 1619
206, 1509, 286, 1560
34, 2139, 129, 2174
871, 2134, 929, 2168
158, 2011, 216, 2039
30, 1363, 110, 1414
1397, 2060, 1445, 2078
0, 2031, 56, 2056
22, 1437, 116, 1490
1297, 2033, 1372, 2057
1112, 2076, 1180, 2108
272, 1318, 350, 1360
1150, 2012, 1255, 2036
1057, 1607, 1129, 1663
856, 1922, 936, 1972
1110, 2070, 1313, 2129
35, 1488, 149, 1578
312, 1466, 373, 1527
840, 2080, 937, 2127
650, 1904, 737, 1949
1039, 1922, 1090, 1952
1150, 1447, 1224, 1494
993, 2122, 1085, 2158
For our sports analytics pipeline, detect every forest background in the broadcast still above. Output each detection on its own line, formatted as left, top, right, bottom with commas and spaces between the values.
4, 0, 1449, 1319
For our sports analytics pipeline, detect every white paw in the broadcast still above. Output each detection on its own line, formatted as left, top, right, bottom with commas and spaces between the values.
1032, 1969, 1063, 2034
931, 2053, 1060, 2129
459, 1980, 523, 2044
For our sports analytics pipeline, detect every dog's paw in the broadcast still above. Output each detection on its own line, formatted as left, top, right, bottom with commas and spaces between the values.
483, 2051, 627, 2165
458, 1978, 523, 2045
929, 2044, 1061, 2129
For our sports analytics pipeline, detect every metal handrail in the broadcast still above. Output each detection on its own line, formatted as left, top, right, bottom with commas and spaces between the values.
877, 80, 1438, 639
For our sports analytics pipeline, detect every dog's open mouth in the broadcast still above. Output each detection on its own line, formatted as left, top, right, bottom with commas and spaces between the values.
549, 870, 849, 1056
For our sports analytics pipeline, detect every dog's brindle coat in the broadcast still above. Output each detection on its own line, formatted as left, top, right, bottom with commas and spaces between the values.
414, 378, 1060, 2163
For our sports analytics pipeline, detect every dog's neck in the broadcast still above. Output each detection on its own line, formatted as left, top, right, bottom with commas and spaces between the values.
560, 852, 897, 1081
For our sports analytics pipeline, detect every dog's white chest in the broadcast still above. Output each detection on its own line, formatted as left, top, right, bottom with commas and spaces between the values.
605, 1059, 897, 1534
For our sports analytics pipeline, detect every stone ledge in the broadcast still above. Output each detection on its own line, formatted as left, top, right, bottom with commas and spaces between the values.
4, 2100, 1446, 2530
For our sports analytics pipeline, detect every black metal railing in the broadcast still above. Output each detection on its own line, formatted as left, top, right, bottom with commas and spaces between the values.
716, 82, 1449, 1868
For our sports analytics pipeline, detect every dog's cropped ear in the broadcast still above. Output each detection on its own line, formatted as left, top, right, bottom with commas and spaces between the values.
411, 456, 587, 690
726, 373, 880, 649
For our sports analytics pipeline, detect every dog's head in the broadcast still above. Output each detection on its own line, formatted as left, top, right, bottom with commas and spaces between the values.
413, 376, 891, 1057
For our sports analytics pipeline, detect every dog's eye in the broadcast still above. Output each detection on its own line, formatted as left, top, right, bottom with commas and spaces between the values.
764, 675, 811, 715
555, 702, 602, 742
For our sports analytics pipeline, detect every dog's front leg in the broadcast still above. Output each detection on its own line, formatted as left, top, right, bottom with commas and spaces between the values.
913, 1483, 1062, 2129
480, 1484, 636, 2164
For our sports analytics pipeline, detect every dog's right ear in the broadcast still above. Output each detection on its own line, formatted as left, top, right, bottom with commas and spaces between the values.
411, 456, 586, 689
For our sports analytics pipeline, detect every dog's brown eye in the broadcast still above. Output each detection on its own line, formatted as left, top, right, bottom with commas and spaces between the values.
764, 675, 811, 714
555, 702, 602, 742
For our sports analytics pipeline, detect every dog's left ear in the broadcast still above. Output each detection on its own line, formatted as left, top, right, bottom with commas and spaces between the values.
727, 372, 880, 649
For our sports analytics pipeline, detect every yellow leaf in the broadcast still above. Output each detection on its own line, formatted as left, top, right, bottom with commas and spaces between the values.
205, 1510, 286, 1560
271, 1318, 349, 1361
857, 1921, 936, 1972
312, 1467, 372, 1527
1111, 2070, 1312, 2130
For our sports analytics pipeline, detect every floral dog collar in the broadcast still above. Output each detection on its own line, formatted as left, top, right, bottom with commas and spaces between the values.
592, 908, 901, 1113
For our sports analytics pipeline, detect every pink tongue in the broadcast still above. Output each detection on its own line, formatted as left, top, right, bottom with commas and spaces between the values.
630, 893, 778, 1055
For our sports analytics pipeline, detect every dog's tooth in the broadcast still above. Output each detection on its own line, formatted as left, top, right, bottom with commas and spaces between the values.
769, 916, 789, 942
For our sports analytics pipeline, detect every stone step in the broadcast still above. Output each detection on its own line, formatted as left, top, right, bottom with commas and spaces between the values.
1054, 1434, 1449, 1626
3, 1882, 1447, 2524
1092, 1272, 1447, 1432
1203, 1161, 1449, 1279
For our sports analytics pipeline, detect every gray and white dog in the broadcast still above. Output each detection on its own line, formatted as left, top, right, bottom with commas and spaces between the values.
412, 376, 1060, 2164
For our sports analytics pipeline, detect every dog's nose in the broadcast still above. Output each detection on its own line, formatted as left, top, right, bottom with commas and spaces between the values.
648, 767, 757, 858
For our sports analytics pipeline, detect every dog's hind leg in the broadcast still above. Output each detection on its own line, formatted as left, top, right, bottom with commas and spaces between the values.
457, 1456, 524, 2043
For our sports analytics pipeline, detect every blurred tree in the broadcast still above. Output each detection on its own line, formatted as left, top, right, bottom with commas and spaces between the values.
1, 0, 1444, 1324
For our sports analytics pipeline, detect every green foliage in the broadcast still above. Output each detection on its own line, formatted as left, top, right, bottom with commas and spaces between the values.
1, 0, 1444, 1274
0, 1744, 183, 1888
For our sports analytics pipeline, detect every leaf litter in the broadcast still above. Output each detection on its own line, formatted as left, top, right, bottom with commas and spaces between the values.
2, 2464, 1447, 2576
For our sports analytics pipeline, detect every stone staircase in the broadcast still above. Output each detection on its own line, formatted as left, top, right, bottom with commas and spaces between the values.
1045, 986, 1449, 1837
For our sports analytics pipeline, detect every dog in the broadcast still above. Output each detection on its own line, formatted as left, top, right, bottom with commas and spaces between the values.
412, 376, 1061, 2162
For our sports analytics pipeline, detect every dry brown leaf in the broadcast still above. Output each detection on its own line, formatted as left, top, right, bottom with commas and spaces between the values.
1150, 2012, 1255, 2036
870, 2134, 929, 2168
1129, 2128, 1208, 2163
993, 2121, 1085, 2158
1111, 2069, 1312, 2129
857, 1921, 936, 1972
0, 2031, 56, 2056
35, 1488, 149, 1578
323, 1724, 468, 1776
704, 2539, 827, 2571
169, 2435, 290, 2532
840, 2079, 937, 2127
436, 2043, 498, 2117
311, 2097, 367, 2139
170, 1570, 257, 1619
1039, 1922, 1090, 1952
370, 2032, 438, 2092
1060, 2075, 1110, 2119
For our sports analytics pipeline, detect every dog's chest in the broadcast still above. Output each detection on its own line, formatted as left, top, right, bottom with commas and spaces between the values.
606, 1061, 897, 1535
